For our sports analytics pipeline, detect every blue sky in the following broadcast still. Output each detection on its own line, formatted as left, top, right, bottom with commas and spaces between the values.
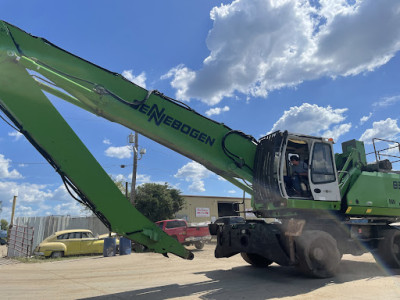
1, 0, 400, 220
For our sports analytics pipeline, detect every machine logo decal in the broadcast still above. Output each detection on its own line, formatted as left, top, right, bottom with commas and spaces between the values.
133, 103, 216, 147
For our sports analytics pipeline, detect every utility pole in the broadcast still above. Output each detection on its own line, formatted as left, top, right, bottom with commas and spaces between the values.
129, 132, 138, 206
10, 195, 17, 227
128, 132, 146, 206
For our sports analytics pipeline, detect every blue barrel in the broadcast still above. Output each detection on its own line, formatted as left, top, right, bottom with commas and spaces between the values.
119, 237, 132, 255
103, 237, 116, 257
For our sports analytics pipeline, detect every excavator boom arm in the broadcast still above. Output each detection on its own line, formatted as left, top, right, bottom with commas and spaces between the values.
0, 21, 257, 258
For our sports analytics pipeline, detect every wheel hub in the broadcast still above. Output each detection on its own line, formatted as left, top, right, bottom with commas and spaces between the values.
312, 247, 324, 261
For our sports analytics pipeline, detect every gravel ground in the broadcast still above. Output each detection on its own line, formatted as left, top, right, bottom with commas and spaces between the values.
0, 245, 7, 257
0, 243, 400, 299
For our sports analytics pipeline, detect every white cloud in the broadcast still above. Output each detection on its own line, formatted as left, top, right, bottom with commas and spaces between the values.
322, 123, 352, 142
373, 95, 400, 108
0, 154, 22, 179
384, 143, 400, 156
103, 138, 111, 145
8, 131, 23, 141
360, 118, 400, 144
111, 174, 127, 183
52, 199, 89, 217
118, 173, 160, 187
136, 174, 152, 185
269, 103, 351, 141
189, 180, 205, 193
205, 106, 230, 117
161, 65, 196, 102
174, 161, 213, 192
122, 70, 147, 89
105, 146, 131, 159
0, 181, 88, 220
360, 113, 372, 125
164, 0, 400, 105
228, 190, 237, 194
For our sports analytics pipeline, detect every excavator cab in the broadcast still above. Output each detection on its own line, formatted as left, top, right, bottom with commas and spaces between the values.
253, 131, 341, 216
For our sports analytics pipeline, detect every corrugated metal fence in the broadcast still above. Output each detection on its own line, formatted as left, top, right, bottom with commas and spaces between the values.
14, 215, 109, 255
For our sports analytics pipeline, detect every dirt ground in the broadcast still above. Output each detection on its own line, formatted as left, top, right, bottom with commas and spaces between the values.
0, 244, 7, 257
1, 243, 400, 300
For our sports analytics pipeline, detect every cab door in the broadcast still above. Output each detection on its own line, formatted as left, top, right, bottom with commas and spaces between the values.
309, 141, 341, 201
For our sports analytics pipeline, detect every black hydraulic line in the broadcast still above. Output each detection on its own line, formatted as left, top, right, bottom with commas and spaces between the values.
222, 130, 258, 173
0, 111, 20, 132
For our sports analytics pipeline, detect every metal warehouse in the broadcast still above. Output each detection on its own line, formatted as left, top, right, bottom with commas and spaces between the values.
177, 195, 253, 224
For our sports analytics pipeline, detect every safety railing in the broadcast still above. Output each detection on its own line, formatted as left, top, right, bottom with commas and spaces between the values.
367, 138, 400, 165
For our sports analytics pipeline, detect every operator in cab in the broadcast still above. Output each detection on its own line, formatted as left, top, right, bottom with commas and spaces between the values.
290, 155, 309, 196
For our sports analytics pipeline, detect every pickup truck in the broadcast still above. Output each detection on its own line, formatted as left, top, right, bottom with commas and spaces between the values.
156, 219, 211, 249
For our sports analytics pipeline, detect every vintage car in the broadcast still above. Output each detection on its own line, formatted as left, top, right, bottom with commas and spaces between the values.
34, 229, 117, 258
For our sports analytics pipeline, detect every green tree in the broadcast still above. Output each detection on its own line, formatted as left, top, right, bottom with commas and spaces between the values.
1, 219, 8, 230
113, 178, 127, 196
135, 183, 185, 222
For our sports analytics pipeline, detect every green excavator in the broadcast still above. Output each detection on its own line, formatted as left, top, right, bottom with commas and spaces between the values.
1, 21, 399, 277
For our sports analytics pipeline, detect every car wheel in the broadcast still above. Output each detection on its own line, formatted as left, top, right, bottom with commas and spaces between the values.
195, 242, 204, 250
51, 251, 64, 258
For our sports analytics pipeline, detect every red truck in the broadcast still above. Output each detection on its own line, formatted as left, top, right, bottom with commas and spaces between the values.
156, 219, 211, 249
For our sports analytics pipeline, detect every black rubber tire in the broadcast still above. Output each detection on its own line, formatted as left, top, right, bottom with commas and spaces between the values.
133, 243, 147, 253
51, 251, 64, 258
195, 242, 204, 250
209, 223, 218, 235
295, 230, 340, 278
374, 229, 400, 269
240, 252, 273, 268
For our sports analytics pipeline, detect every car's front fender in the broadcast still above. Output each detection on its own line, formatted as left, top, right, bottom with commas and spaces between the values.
37, 242, 67, 257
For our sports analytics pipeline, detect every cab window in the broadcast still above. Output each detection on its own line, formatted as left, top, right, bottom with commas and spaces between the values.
166, 221, 177, 228
177, 221, 186, 227
311, 143, 336, 184
166, 221, 186, 228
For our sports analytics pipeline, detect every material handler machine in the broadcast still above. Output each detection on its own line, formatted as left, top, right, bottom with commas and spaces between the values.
1, 21, 400, 277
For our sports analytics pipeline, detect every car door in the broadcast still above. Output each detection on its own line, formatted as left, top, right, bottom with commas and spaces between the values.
164, 221, 186, 242
67, 232, 82, 255
58, 232, 81, 255
80, 231, 102, 254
